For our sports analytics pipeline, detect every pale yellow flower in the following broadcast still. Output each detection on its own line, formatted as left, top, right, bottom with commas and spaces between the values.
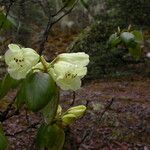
5, 44, 39, 80
49, 52, 89, 91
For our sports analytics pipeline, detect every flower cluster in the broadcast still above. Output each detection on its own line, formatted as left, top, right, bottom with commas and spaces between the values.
5, 44, 89, 91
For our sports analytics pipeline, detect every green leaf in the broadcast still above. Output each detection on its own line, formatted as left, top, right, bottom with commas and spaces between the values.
15, 84, 26, 109
41, 90, 59, 124
36, 124, 65, 150
0, 74, 20, 99
16, 72, 56, 112
0, 132, 8, 150
128, 44, 141, 60
131, 30, 144, 42
62, 0, 76, 7
35, 124, 48, 149
120, 32, 135, 46
108, 33, 121, 47
80, 0, 89, 9
0, 12, 13, 30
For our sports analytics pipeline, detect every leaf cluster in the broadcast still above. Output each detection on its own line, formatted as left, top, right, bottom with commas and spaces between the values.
108, 27, 144, 60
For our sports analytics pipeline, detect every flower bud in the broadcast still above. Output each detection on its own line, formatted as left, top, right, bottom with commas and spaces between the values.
61, 114, 77, 126
67, 105, 86, 118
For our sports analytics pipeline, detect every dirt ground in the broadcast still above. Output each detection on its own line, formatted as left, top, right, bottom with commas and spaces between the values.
0, 76, 149, 150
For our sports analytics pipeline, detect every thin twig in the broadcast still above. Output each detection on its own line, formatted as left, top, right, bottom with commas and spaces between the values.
0, 95, 18, 122
5, 122, 39, 137
99, 98, 114, 122
77, 129, 92, 149
38, 0, 79, 55
38, 17, 53, 55
70, 91, 76, 106
52, 3, 68, 17
52, 0, 79, 25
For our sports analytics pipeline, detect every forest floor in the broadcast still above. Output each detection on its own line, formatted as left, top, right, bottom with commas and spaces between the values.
0, 30, 150, 150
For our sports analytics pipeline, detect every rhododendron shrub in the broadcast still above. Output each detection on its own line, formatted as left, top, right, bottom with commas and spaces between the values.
0, 44, 89, 150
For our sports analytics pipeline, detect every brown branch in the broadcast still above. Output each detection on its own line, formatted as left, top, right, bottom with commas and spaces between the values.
38, 17, 53, 55
0, 95, 18, 122
52, 3, 68, 17
5, 122, 39, 137
52, 0, 79, 25
38, 0, 79, 55
70, 91, 76, 106
98, 98, 114, 122
77, 129, 92, 149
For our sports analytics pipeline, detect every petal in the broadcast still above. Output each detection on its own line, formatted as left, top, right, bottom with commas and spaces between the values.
58, 52, 89, 67
73, 67, 87, 78
56, 77, 81, 91
22, 48, 40, 64
6, 60, 19, 68
8, 44, 21, 52
53, 61, 74, 77
4, 49, 23, 65
69, 77, 81, 91
56, 80, 71, 91
7, 68, 27, 80
54, 61, 87, 78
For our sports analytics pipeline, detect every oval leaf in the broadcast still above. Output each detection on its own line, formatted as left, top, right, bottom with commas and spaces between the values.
131, 30, 144, 42
35, 124, 48, 149
36, 124, 65, 150
128, 44, 141, 60
108, 33, 121, 47
16, 72, 56, 112
41, 90, 59, 124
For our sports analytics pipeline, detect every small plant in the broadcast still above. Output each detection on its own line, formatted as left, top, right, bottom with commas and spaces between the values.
108, 25, 144, 60
0, 44, 89, 150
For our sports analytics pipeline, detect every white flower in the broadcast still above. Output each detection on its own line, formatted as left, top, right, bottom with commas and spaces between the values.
5, 44, 39, 80
49, 52, 89, 91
